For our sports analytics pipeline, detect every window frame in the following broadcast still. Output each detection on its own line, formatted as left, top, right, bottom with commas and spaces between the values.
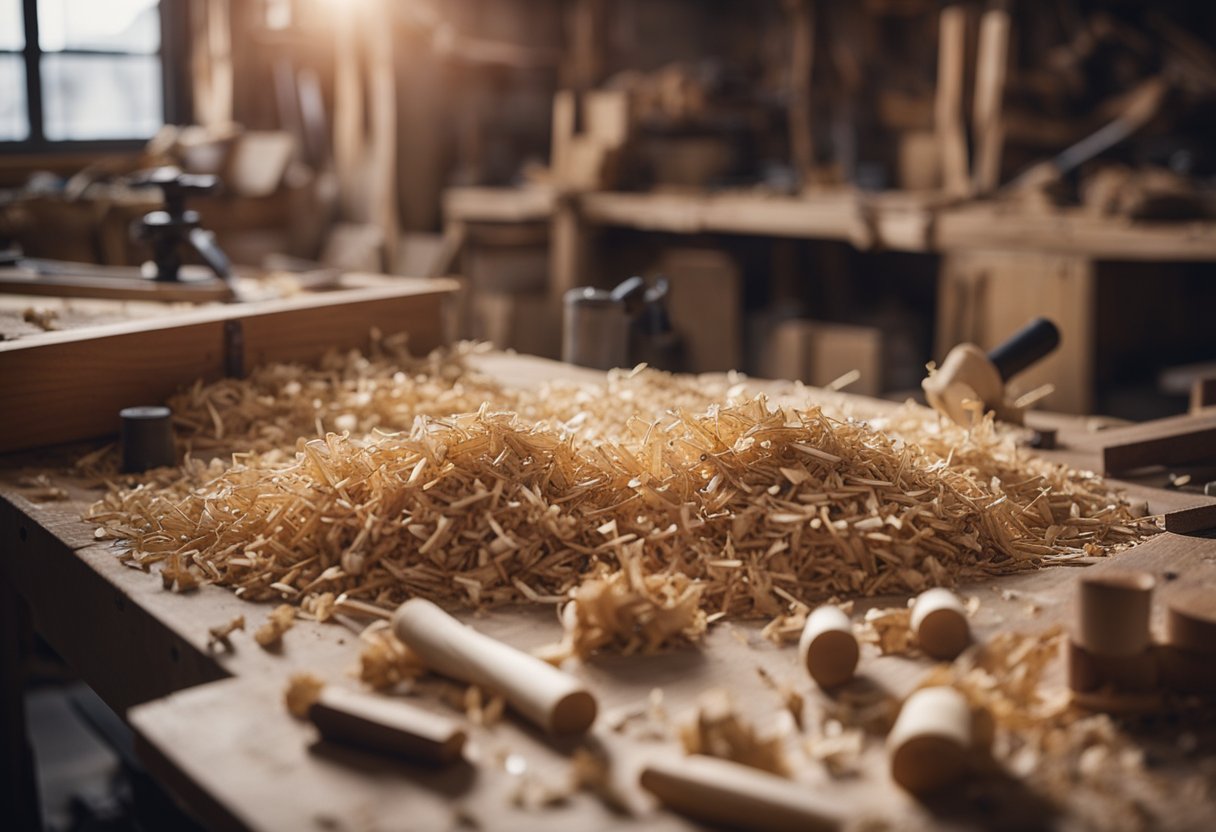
0, 0, 191, 154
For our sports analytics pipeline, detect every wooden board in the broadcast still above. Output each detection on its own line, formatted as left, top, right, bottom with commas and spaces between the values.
2, 353, 1214, 832
1100, 411, 1216, 475
0, 277, 458, 453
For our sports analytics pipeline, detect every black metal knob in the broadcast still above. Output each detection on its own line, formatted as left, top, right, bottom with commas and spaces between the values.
120, 406, 176, 472
987, 317, 1061, 382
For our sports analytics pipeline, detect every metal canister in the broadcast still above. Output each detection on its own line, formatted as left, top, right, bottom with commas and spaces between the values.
562, 287, 630, 370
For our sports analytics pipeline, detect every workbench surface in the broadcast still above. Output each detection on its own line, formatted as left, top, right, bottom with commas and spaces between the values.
3, 353, 1214, 831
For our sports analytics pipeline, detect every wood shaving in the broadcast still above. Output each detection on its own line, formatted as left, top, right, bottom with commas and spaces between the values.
86, 343, 1157, 653
161, 552, 200, 593
678, 689, 789, 776
254, 604, 296, 649
756, 666, 805, 730
805, 719, 866, 778
356, 628, 423, 691
855, 606, 915, 656
16, 473, 69, 502
570, 746, 632, 815
207, 614, 245, 652
284, 672, 324, 718
464, 685, 505, 728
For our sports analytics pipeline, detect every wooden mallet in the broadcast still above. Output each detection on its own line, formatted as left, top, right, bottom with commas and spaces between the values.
923, 317, 1060, 426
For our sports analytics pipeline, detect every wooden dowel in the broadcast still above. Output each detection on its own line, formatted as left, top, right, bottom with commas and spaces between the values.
639, 754, 843, 832
887, 686, 972, 795
308, 686, 466, 765
1166, 588, 1216, 654
391, 599, 597, 735
910, 588, 971, 660
1076, 571, 1155, 657
799, 605, 858, 689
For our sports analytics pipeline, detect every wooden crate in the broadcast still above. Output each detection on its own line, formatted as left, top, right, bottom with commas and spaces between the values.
0, 276, 458, 453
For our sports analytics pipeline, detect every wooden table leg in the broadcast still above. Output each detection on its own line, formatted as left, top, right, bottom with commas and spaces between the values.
1, 575, 42, 829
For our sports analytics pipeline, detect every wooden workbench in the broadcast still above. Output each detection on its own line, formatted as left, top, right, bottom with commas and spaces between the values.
2, 353, 1215, 831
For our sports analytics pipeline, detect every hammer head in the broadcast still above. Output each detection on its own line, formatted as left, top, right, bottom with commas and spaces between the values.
922, 343, 1004, 427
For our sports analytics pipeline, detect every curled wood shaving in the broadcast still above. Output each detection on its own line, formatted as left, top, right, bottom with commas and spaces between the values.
285, 672, 324, 718
254, 604, 296, 649
678, 689, 789, 776
86, 343, 1157, 653
855, 606, 915, 656
161, 552, 200, 593
546, 541, 707, 660
207, 614, 245, 652
357, 629, 423, 691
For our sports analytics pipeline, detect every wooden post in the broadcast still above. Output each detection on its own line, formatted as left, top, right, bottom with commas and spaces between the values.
935, 5, 969, 196
787, 0, 816, 191
365, 0, 400, 272
972, 7, 1011, 194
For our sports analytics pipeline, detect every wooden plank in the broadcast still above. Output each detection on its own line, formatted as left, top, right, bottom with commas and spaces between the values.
934, 5, 969, 196
1163, 502, 1216, 535
787, 0, 816, 190
0, 280, 457, 453
443, 187, 557, 224
0, 270, 235, 303
971, 8, 1010, 194
1101, 412, 1216, 475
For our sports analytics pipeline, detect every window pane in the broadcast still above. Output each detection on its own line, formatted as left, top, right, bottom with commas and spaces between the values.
38, 0, 160, 53
0, 0, 22, 50
0, 54, 27, 140
42, 53, 161, 140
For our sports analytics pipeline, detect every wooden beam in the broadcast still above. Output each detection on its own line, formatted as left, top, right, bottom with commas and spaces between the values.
787, 0, 816, 191
935, 5, 969, 196
1163, 502, 1216, 535
971, 8, 1010, 194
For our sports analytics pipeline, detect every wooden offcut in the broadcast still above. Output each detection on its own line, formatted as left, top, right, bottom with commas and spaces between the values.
1100, 411, 1216, 475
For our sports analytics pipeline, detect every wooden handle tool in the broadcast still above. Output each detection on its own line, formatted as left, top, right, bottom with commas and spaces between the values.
639, 754, 843, 832
391, 598, 597, 735
910, 588, 971, 660
887, 686, 972, 795
308, 686, 466, 764
799, 605, 859, 689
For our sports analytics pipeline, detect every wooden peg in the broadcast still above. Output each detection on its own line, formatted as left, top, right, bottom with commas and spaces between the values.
1166, 588, 1216, 654
799, 605, 859, 689
1076, 571, 1155, 657
888, 686, 972, 795
640, 754, 843, 832
910, 588, 971, 660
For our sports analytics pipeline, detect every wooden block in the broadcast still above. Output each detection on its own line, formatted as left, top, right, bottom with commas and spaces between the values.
759, 318, 882, 396
1166, 588, 1216, 654
898, 131, 942, 192
225, 131, 296, 198
1163, 503, 1216, 534
1100, 412, 1216, 475
658, 248, 742, 373
470, 291, 561, 360
582, 90, 630, 149
1076, 571, 1155, 657
1066, 639, 1158, 695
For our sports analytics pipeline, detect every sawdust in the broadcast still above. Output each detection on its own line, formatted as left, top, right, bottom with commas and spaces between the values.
86, 342, 1158, 655
284, 672, 324, 718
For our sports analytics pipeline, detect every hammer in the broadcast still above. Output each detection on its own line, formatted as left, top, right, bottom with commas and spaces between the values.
923, 317, 1060, 426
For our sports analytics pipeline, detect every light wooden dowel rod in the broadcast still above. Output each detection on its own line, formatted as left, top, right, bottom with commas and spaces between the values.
639, 754, 843, 832
308, 686, 466, 765
391, 599, 597, 735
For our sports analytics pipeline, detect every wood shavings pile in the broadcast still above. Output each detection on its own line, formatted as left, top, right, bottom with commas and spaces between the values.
87, 342, 1157, 653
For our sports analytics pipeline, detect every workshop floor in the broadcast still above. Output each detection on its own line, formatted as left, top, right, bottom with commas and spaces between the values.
27, 684, 127, 831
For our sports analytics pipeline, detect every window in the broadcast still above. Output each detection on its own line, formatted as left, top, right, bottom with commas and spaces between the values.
1, 0, 171, 148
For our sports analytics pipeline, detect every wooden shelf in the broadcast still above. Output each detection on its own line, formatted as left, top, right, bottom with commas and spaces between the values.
443, 185, 1216, 261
